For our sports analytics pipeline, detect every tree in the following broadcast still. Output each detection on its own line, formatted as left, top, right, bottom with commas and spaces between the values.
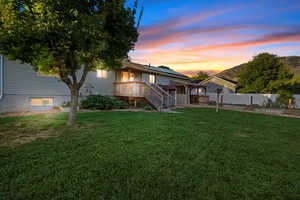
0, 0, 141, 125
238, 53, 293, 93
191, 71, 209, 81
158, 65, 172, 70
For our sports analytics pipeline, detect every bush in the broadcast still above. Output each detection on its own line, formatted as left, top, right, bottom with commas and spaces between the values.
144, 105, 154, 111
136, 101, 150, 108
81, 95, 128, 110
112, 98, 129, 109
61, 101, 71, 108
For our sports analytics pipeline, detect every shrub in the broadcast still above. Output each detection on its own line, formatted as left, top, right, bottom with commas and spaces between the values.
61, 101, 71, 108
112, 98, 129, 109
136, 101, 150, 108
81, 95, 113, 110
143, 105, 154, 111
81, 95, 128, 110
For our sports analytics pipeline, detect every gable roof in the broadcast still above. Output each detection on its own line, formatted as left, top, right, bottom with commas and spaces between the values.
122, 61, 191, 80
200, 75, 238, 88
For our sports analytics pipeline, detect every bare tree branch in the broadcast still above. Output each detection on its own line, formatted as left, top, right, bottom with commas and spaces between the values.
79, 64, 90, 88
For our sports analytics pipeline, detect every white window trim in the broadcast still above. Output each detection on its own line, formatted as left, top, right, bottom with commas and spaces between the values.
149, 74, 156, 84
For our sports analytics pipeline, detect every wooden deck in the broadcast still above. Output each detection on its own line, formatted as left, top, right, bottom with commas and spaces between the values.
114, 81, 175, 110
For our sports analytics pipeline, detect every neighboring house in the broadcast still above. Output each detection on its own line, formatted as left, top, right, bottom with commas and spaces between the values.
0, 55, 198, 112
199, 76, 238, 94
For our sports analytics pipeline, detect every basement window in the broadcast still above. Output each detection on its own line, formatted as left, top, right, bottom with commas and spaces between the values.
30, 98, 54, 107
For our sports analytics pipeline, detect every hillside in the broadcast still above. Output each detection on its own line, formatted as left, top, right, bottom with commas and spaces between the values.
216, 56, 300, 82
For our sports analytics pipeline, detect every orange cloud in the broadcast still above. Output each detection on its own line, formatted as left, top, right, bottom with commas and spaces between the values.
176, 69, 221, 77
188, 31, 300, 52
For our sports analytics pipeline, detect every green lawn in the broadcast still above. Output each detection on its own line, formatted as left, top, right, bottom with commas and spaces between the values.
0, 108, 299, 200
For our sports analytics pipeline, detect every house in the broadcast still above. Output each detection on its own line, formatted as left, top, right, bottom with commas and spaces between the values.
0, 55, 200, 112
198, 75, 238, 94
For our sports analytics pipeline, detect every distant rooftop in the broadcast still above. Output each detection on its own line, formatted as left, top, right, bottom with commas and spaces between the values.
123, 61, 190, 80
146, 65, 189, 79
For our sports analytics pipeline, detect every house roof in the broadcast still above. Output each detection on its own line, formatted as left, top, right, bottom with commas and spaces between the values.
215, 76, 238, 84
200, 75, 238, 88
122, 61, 191, 80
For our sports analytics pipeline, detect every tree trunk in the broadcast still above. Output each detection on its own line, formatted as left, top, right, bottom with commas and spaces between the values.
68, 87, 80, 126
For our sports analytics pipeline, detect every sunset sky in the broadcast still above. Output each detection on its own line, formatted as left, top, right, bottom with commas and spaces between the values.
127, 0, 300, 76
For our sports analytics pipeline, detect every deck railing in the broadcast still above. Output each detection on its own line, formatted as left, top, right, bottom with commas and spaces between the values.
114, 81, 167, 110
114, 81, 146, 97
150, 83, 175, 108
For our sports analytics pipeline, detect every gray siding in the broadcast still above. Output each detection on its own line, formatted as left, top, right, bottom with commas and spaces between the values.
156, 75, 188, 85
142, 73, 150, 82
0, 94, 71, 112
142, 73, 189, 85
0, 58, 115, 112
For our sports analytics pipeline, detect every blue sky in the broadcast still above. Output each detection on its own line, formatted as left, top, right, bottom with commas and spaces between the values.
127, 0, 300, 75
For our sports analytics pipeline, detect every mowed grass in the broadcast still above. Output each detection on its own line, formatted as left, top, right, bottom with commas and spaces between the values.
0, 108, 299, 200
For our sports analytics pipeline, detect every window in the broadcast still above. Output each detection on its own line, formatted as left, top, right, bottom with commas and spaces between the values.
31, 98, 54, 107
121, 72, 130, 81
149, 74, 156, 84
176, 86, 186, 94
129, 72, 138, 81
121, 71, 140, 82
97, 70, 108, 78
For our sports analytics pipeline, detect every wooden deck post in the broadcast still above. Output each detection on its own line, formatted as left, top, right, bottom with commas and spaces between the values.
220, 95, 223, 107
216, 89, 222, 112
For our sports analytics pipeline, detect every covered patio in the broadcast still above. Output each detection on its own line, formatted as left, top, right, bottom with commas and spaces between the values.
161, 80, 208, 105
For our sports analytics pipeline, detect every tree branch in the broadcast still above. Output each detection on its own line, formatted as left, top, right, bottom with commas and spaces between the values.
79, 64, 90, 88
59, 70, 73, 88
69, 51, 77, 84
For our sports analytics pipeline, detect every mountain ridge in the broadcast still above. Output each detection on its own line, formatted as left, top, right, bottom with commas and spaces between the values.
215, 56, 300, 82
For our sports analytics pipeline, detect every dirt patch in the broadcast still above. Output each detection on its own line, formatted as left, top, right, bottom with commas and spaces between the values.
233, 133, 250, 138
0, 108, 158, 118
197, 121, 207, 125
0, 128, 63, 147
0, 123, 96, 147
0, 109, 62, 117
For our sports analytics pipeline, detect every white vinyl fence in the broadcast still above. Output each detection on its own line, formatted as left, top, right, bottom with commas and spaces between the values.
201, 93, 300, 109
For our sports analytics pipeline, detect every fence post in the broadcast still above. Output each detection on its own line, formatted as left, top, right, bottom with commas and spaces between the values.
216, 89, 222, 112
251, 96, 253, 105
221, 95, 223, 107
288, 98, 293, 112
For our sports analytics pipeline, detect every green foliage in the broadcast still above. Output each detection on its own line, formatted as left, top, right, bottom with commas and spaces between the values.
191, 71, 209, 81
81, 95, 128, 110
158, 65, 172, 70
136, 101, 150, 108
0, 0, 140, 72
61, 101, 71, 108
284, 74, 300, 94
111, 98, 129, 109
143, 105, 153, 111
238, 53, 293, 93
